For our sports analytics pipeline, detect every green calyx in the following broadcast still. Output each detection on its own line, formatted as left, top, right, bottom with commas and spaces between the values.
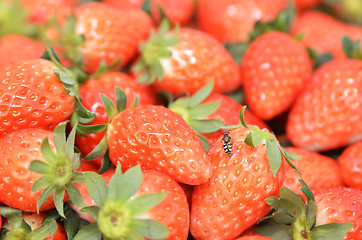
29, 121, 86, 218
132, 19, 182, 84
0, 207, 58, 240
167, 81, 225, 151
73, 164, 169, 240
342, 35, 362, 60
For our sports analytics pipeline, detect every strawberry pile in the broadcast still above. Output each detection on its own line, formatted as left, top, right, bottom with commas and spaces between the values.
0, 0, 361, 239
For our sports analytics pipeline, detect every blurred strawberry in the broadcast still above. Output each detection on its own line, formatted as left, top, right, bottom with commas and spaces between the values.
197, 0, 287, 43
150, 0, 195, 25
103, 0, 145, 9
286, 59, 362, 151
293, 0, 322, 11
338, 141, 362, 191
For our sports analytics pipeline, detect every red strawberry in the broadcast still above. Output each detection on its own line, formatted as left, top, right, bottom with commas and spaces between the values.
241, 31, 312, 120
197, 0, 287, 43
0, 128, 57, 212
107, 104, 212, 185
293, 0, 322, 11
103, 0, 145, 9
315, 187, 362, 240
75, 71, 155, 165
150, 0, 195, 25
290, 10, 362, 59
283, 147, 343, 200
133, 25, 241, 95
338, 141, 362, 191
286, 59, 362, 151
0, 59, 74, 135
75, 166, 189, 239
201, 93, 270, 146
190, 126, 285, 239
235, 236, 274, 240
62, 2, 153, 73
0, 34, 45, 68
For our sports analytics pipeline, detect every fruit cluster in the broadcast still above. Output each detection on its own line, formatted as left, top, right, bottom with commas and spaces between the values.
0, 0, 361, 239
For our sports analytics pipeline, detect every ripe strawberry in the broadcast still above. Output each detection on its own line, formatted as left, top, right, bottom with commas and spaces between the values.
0, 207, 65, 240
338, 141, 362, 191
283, 147, 343, 200
197, 0, 287, 43
241, 31, 312, 120
201, 93, 270, 146
75, 71, 155, 165
150, 0, 195, 25
75, 165, 189, 239
0, 34, 45, 68
286, 59, 362, 151
315, 187, 362, 240
0, 128, 57, 212
133, 23, 241, 95
190, 126, 285, 239
103, 0, 145, 9
107, 104, 212, 185
290, 10, 362, 59
59, 2, 153, 73
0, 59, 74, 135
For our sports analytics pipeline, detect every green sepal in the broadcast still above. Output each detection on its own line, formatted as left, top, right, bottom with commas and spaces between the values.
266, 138, 282, 176
130, 219, 169, 239
188, 119, 225, 134
255, 219, 293, 240
66, 122, 77, 161
310, 222, 353, 240
28, 219, 58, 240
244, 131, 265, 148
342, 35, 362, 60
83, 135, 108, 160
84, 171, 107, 207
129, 94, 139, 109
116, 87, 127, 112
76, 123, 108, 134
300, 178, 315, 202
72, 171, 85, 183
31, 175, 52, 192
126, 192, 167, 216
73, 222, 102, 240
37, 185, 55, 213
28, 160, 51, 174
73, 99, 96, 125
100, 94, 118, 121
306, 200, 317, 230
40, 137, 59, 165
223, 42, 248, 65
307, 47, 333, 70
62, 203, 81, 240
54, 187, 66, 218
141, 0, 151, 14
53, 121, 67, 158
188, 100, 221, 119
108, 165, 143, 203
186, 80, 214, 107
65, 183, 86, 208
0, 207, 22, 228
21, 219, 32, 232
196, 133, 210, 152
98, 152, 113, 174
80, 206, 100, 221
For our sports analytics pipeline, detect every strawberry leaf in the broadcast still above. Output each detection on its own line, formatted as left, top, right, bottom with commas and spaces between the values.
98, 152, 113, 174
54, 188, 66, 218
223, 42, 248, 65
62, 203, 81, 240
53, 121, 67, 158
100, 93, 117, 120
73, 222, 102, 240
342, 35, 362, 59
76, 124, 108, 134
126, 192, 167, 216
188, 100, 221, 119
0, 207, 22, 228
40, 137, 59, 165
84, 171, 107, 207
244, 131, 265, 148
65, 183, 85, 208
32, 176, 52, 192
130, 219, 169, 239
310, 222, 353, 240
80, 206, 100, 221
29, 160, 51, 174
28, 219, 58, 240
196, 133, 210, 152
186, 80, 214, 107
116, 87, 127, 112
188, 119, 225, 133
83, 135, 108, 160
37, 185, 55, 213
66, 122, 77, 161
306, 201, 317, 230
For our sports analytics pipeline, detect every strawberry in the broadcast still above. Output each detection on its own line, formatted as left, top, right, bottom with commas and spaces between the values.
197, 0, 287, 43
283, 147, 343, 200
190, 123, 286, 239
150, 0, 195, 25
75, 71, 155, 166
290, 10, 362, 59
338, 141, 362, 191
286, 59, 362, 151
241, 31, 312, 120
0, 58, 74, 135
0, 207, 65, 239
315, 187, 362, 240
201, 93, 270, 146
107, 104, 212, 185
55, 2, 153, 74
103, 0, 145, 9
0, 34, 45, 68
74, 165, 188, 239
293, 0, 322, 11
0, 128, 57, 212
133, 21, 241, 95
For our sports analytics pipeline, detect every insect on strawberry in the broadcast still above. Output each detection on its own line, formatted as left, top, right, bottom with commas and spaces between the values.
222, 130, 233, 156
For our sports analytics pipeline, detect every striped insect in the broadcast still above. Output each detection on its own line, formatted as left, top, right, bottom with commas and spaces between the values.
222, 131, 232, 156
